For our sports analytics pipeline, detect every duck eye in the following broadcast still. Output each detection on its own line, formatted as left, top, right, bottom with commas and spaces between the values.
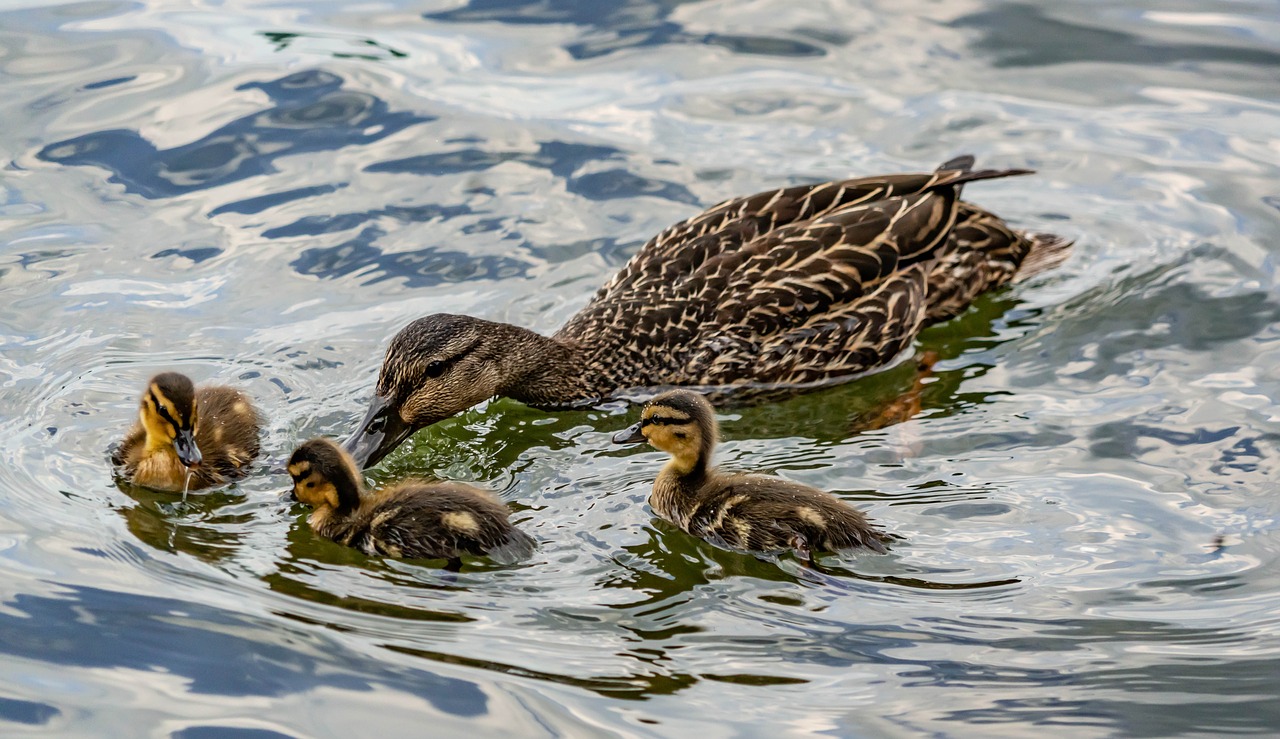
423, 360, 447, 378
674, 431, 688, 439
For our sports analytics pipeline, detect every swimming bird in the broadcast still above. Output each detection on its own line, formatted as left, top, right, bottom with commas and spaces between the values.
286, 438, 535, 564
345, 156, 1072, 467
114, 372, 261, 492
613, 389, 889, 562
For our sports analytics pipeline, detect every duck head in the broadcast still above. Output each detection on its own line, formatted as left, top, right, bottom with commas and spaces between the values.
613, 389, 718, 476
287, 438, 364, 513
139, 372, 202, 468
343, 314, 517, 468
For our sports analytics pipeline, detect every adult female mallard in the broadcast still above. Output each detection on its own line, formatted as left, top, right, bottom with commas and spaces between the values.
613, 388, 890, 562
345, 156, 1071, 467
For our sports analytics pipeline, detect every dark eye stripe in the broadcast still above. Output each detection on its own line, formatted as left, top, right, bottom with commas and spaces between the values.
150, 393, 187, 429
643, 415, 691, 427
425, 342, 479, 377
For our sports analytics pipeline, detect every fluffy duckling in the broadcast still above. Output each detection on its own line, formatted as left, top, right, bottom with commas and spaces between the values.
286, 438, 536, 564
114, 372, 261, 492
614, 389, 889, 562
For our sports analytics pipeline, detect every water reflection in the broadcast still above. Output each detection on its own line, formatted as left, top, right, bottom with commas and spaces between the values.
37, 70, 433, 199
113, 480, 250, 564
5, 0, 1280, 733
953, 3, 1280, 71
259, 31, 409, 61
425, 0, 831, 59
0, 585, 487, 714
0, 697, 59, 727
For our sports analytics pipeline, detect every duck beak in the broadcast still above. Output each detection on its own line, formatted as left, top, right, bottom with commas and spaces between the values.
342, 393, 414, 469
612, 422, 646, 445
173, 429, 203, 467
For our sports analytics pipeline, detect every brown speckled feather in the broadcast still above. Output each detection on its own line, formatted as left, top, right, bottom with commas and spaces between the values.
191, 387, 261, 482
556, 160, 1066, 394
657, 473, 888, 555
321, 481, 536, 564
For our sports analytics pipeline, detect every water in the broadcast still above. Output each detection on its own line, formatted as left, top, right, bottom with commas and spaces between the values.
2, 0, 1279, 735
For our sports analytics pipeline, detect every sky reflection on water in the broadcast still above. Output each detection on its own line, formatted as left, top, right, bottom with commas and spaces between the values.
2, 0, 1280, 735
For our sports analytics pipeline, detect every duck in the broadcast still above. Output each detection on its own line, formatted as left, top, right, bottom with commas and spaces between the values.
613, 389, 890, 562
113, 372, 262, 492
343, 155, 1072, 467
286, 438, 536, 564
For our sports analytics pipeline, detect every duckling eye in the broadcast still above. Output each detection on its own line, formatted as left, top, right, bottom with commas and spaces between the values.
673, 431, 688, 439
423, 360, 447, 378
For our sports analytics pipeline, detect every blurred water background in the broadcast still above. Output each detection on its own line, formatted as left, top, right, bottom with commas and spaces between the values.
2, 0, 1280, 736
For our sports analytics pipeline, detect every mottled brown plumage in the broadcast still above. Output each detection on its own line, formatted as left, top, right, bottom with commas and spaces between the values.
287, 438, 535, 564
114, 372, 261, 491
345, 156, 1072, 467
613, 389, 890, 560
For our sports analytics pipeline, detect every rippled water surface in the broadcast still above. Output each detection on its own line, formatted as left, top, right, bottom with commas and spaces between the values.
3, 0, 1280, 735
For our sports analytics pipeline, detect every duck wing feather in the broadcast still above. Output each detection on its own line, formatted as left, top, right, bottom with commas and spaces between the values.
558, 163, 1032, 389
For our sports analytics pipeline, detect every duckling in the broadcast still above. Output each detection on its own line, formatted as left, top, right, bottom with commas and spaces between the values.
613, 389, 890, 562
286, 438, 535, 564
114, 372, 261, 492
344, 156, 1072, 467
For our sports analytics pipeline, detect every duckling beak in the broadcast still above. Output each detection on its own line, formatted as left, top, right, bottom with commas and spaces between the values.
173, 429, 202, 468
343, 393, 413, 469
612, 422, 647, 445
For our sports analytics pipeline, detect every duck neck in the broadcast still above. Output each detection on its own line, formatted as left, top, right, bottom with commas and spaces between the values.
651, 453, 710, 527
309, 497, 365, 541
310, 473, 368, 538
492, 323, 589, 407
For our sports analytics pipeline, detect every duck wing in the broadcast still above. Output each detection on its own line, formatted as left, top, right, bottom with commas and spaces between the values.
579, 158, 1024, 304
559, 162, 1033, 389
193, 386, 262, 481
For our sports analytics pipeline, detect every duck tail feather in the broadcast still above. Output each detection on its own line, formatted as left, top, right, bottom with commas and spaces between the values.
1013, 231, 1074, 281
487, 528, 537, 565
937, 154, 975, 172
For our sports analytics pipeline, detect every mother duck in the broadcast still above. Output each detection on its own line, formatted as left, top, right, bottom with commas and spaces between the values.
345, 156, 1071, 467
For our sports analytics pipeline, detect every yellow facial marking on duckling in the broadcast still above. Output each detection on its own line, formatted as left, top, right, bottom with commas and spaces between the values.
140, 407, 173, 450
796, 507, 826, 528
442, 511, 481, 535
293, 472, 340, 510
150, 385, 186, 426
640, 407, 703, 475
287, 461, 309, 479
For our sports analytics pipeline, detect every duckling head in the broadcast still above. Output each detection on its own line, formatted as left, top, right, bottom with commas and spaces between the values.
613, 389, 718, 476
287, 438, 364, 513
343, 314, 525, 469
139, 372, 202, 468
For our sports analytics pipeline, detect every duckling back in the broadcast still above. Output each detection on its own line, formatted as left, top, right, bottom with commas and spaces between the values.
661, 474, 889, 556
190, 386, 261, 483
333, 481, 536, 564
